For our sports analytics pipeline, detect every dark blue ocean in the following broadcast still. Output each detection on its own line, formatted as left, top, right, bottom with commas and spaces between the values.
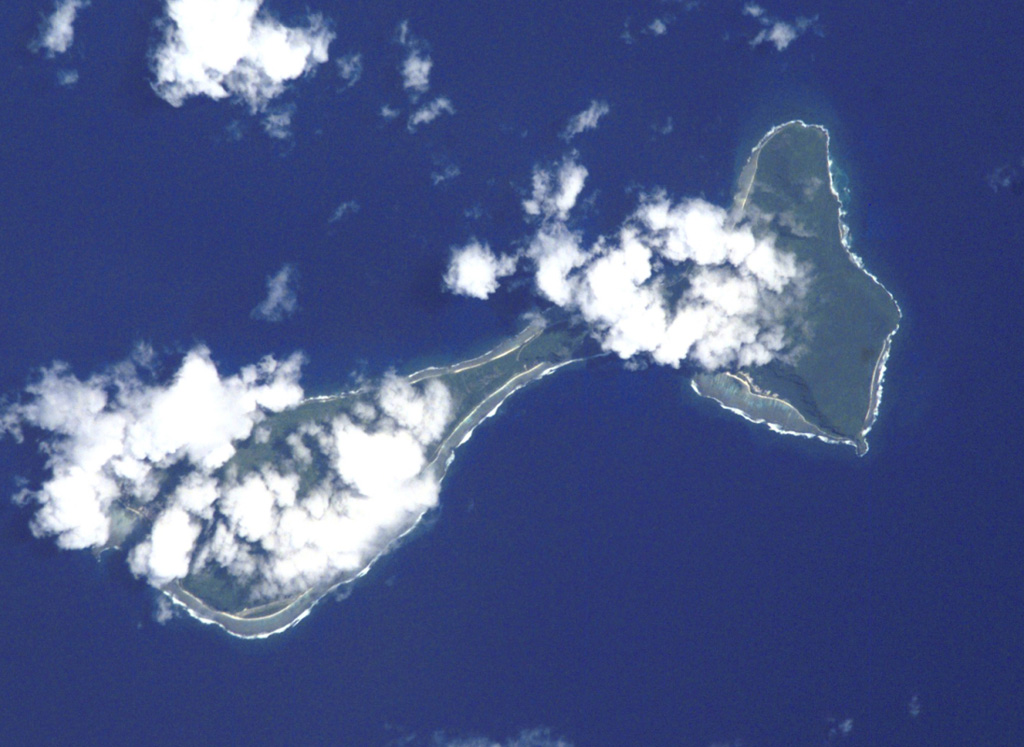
2, 1, 1023, 744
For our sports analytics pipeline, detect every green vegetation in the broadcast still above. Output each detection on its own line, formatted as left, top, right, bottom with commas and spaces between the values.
169, 311, 594, 636
694, 121, 901, 454
167, 122, 900, 637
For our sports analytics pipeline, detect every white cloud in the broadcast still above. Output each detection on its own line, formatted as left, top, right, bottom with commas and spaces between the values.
443, 241, 518, 299
560, 100, 610, 142
396, 19, 413, 46
252, 263, 298, 321
396, 20, 432, 96
380, 104, 401, 120
653, 116, 674, 135
541, 189, 806, 370
525, 223, 588, 306
378, 375, 453, 444
150, 0, 335, 111
989, 158, 1024, 193
261, 106, 293, 139
431, 163, 461, 186
130, 505, 202, 585
329, 200, 360, 222
2, 347, 304, 550
3, 343, 458, 606
395, 21, 455, 131
621, 20, 636, 45
753, 22, 797, 50
623, 4, 697, 46
154, 594, 177, 624
131, 349, 304, 469
908, 693, 921, 717
30, 0, 89, 58
335, 51, 362, 88
407, 97, 454, 132
743, 4, 817, 51
826, 717, 854, 740
523, 156, 589, 221
439, 728, 573, 747
648, 18, 668, 36
402, 50, 432, 95
57, 69, 80, 86
742, 3, 765, 19
446, 155, 807, 372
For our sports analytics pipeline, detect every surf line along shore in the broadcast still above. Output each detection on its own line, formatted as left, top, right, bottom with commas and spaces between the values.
692, 121, 901, 456
168, 122, 903, 636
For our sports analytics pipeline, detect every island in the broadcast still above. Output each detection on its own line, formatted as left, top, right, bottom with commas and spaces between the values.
160, 122, 900, 636
161, 311, 598, 637
691, 121, 901, 455
17, 120, 901, 638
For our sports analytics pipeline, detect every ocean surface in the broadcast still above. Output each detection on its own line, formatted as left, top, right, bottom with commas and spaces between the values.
2, 1, 1023, 744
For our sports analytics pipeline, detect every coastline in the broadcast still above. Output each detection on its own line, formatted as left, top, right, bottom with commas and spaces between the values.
164, 121, 903, 637
695, 120, 901, 455
163, 316, 590, 638
821, 123, 903, 447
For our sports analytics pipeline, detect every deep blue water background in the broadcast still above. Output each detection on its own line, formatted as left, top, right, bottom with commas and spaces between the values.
2, 1, 1024, 744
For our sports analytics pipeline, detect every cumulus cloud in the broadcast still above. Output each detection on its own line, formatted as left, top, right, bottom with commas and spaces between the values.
435, 727, 573, 747
57, 69, 80, 86
622, 3, 698, 45
154, 594, 177, 624
443, 241, 518, 299
826, 717, 854, 740
648, 18, 669, 36
408, 97, 455, 132
396, 20, 432, 96
444, 154, 808, 371
150, 0, 335, 111
532, 178, 806, 370
1, 347, 304, 550
402, 50, 432, 95
3, 344, 458, 605
908, 693, 921, 717
754, 21, 798, 51
560, 100, 610, 142
394, 21, 454, 131
261, 106, 293, 139
329, 200, 360, 222
251, 263, 299, 321
335, 51, 363, 88
130, 505, 202, 586
431, 162, 461, 186
523, 155, 589, 222
30, 0, 89, 57
743, 3, 817, 51
987, 160, 1024, 194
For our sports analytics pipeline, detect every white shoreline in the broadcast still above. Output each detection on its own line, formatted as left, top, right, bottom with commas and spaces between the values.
819, 123, 903, 448
166, 121, 903, 636
707, 120, 901, 456
689, 378, 853, 453
164, 320, 586, 639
